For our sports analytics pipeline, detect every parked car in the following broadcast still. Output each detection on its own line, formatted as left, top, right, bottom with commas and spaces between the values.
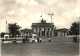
29, 34, 37, 43
4, 34, 9, 39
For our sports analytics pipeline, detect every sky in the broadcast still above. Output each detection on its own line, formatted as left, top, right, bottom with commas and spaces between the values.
0, 0, 79, 32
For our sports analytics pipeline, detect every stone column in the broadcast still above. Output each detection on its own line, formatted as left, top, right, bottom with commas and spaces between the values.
36, 28, 38, 36
63, 32, 65, 37
33, 28, 34, 33
35, 28, 36, 33
37, 28, 39, 36
45, 28, 46, 37
52, 28, 54, 37
40, 28, 42, 37
46, 28, 48, 37
58, 32, 60, 37
49, 28, 51, 37
41, 28, 42, 37
28, 32, 29, 36
65, 31, 67, 37
51, 28, 52, 37
39, 28, 40, 37
48, 28, 49, 37
67, 31, 69, 36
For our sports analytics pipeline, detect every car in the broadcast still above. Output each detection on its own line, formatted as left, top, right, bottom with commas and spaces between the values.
29, 34, 37, 43
4, 34, 9, 39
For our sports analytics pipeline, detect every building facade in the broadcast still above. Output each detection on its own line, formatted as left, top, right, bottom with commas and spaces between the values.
32, 19, 54, 37
54, 28, 69, 37
20, 28, 32, 37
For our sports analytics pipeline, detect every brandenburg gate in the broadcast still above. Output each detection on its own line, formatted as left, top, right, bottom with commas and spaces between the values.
32, 19, 54, 37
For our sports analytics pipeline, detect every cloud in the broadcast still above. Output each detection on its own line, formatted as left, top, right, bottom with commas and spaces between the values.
29, 0, 38, 6
16, 0, 28, 5
20, 8, 27, 14
16, 0, 38, 6
7, 10, 15, 15
0, 0, 79, 32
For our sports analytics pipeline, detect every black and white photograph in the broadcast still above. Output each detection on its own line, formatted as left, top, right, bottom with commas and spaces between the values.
0, 0, 79, 56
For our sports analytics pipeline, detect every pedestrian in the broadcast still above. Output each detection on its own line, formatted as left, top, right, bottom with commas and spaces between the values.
26, 35, 28, 42
48, 37, 51, 42
23, 37, 25, 43
39, 38, 42, 42
13, 37, 17, 44
37, 37, 39, 43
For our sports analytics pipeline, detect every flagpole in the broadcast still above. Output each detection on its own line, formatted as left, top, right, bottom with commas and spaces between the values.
40, 15, 42, 37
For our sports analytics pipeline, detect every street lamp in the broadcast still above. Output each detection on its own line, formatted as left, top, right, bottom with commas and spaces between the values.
48, 13, 54, 38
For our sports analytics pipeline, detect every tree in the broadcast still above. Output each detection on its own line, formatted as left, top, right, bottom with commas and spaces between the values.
70, 22, 79, 37
8, 23, 21, 37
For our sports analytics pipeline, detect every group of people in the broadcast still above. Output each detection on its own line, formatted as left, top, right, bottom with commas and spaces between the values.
12, 36, 51, 44
22, 36, 29, 43
13, 36, 28, 43
22, 37, 51, 43
37, 38, 42, 43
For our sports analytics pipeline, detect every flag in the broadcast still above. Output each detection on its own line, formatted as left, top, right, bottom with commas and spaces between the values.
6, 20, 7, 24
40, 15, 42, 17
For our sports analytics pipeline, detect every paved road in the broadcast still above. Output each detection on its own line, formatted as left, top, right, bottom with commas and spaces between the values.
1, 37, 79, 56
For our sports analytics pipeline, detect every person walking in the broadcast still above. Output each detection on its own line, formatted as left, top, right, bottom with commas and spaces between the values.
48, 37, 51, 42
13, 37, 17, 43
39, 38, 42, 42
37, 37, 39, 43
23, 37, 26, 43
26, 35, 28, 42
